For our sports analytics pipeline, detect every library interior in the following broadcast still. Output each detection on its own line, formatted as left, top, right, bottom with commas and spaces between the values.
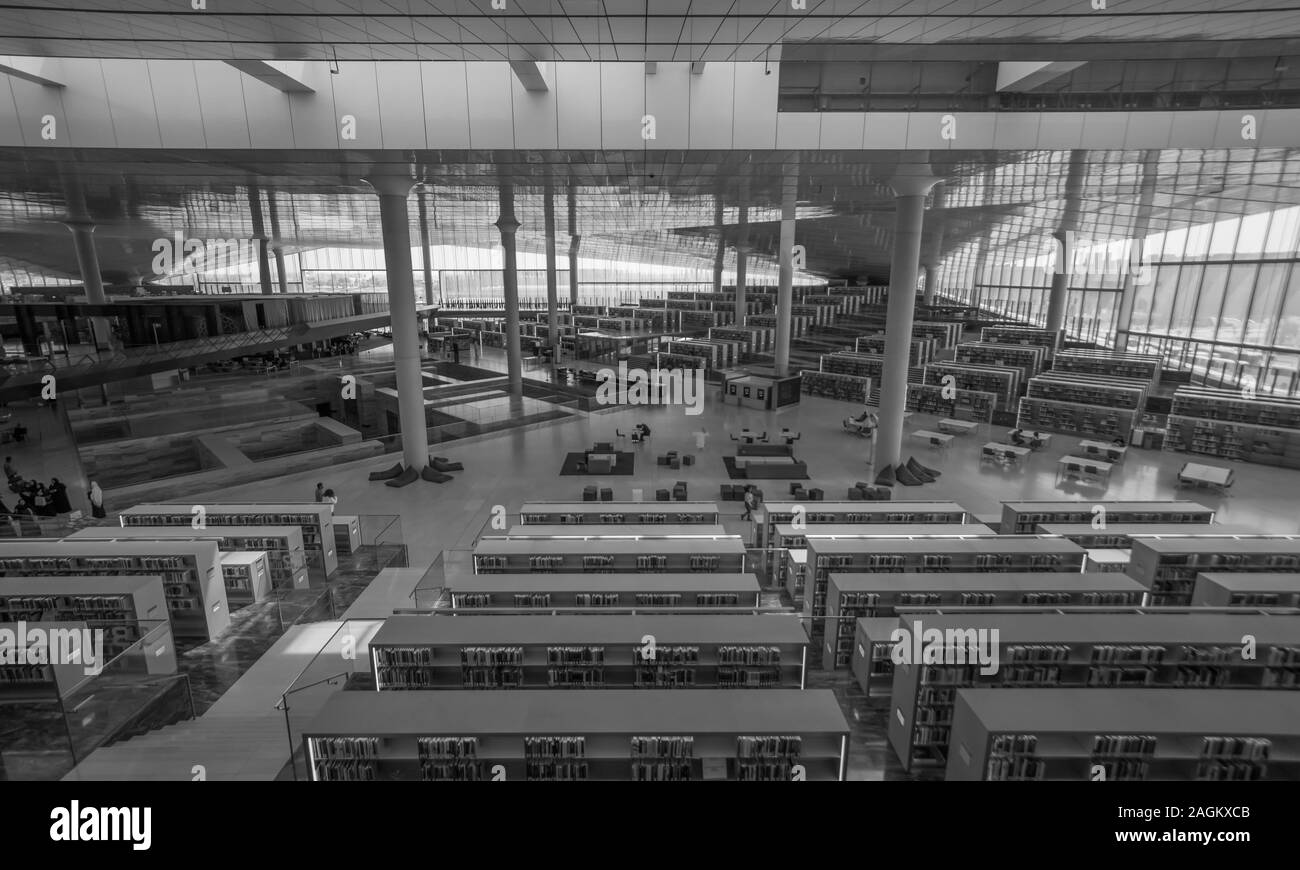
1, 2, 1299, 784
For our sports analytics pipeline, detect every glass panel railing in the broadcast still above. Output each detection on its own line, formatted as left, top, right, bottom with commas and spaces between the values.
276, 617, 385, 781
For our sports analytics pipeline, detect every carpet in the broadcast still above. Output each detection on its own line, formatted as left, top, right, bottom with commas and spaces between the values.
722, 456, 810, 480
559, 451, 636, 476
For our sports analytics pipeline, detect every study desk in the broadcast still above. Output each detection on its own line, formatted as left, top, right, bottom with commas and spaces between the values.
1177, 461, 1234, 494
1057, 455, 1113, 489
1079, 439, 1128, 463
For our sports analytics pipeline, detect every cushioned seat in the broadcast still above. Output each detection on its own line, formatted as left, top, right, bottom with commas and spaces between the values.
420, 467, 452, 484
431, 457, 464, 472
384, 466, 420, 487
583, 486, 598, 501
657, 489, 671, 501
600, 488, 613, 501
368, 462, 405, 481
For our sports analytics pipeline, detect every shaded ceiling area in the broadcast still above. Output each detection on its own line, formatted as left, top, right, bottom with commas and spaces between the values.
4, 1, 1300, 62
2, 146, 1300, 287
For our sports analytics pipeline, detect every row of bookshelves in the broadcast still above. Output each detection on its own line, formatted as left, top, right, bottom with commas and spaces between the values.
799, 369, 871, 403
1016, 396, 1138, 439
956, 342, 1048, 377
923, 362, 1021, 409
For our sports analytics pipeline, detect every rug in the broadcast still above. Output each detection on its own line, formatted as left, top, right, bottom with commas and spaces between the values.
559, 452, 636, 476
722, 456, 810, 480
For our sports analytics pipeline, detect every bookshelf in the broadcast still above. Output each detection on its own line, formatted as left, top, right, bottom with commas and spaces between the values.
449, 573, 762, 611
0, 620, 98, 701
904, 383, 996, 423
799, 369, 871, 403
826, 571, 1148, 670
805, 535, 1085, 649
854, 335, 937, 366
978, 326, 1062, 357
1017, 395, 1139, 439
1000, 500, 1215, 535
120, 503, 336, 578
218, 551, 271, 608
849, 617, 908, 697
1026, 373, 1150, 412
821, 351, 885, 383
752, 500, 971, 584
947, 689, 1300, 781
709, 326, 774, 354
518, 502, 721, 525
774, 523, 996, 606
955, 342, 1047, 379
472, 537, 746, 574
371, 615, 808, 690
504, 524, 727, 540
304, 689, 850, 781
923, 362, 1021, 410
1164, 386, 1300, 469
69, 525, 310, 591
0, 575, 176, 674
333, 516, 362, 556
910, 320, 964, 349
1034, 522, 1243, 548
1052, 349, 1162, 385
888, 612, 1300, 771
0, 540, 229, 641
1128, 535, 1300, 605
1191, 571, 1300, 607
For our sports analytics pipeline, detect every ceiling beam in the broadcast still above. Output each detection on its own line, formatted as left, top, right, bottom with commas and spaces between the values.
996, 60, 1087, 92
0, 56, 64, 88
224, 60, 315, 93
509, 60, 549, 92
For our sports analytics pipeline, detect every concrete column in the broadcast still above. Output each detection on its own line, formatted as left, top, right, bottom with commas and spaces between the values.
267, 191, 289, 293
568, 235, 581, 310
363, 174, 429, 471
921, 182, 947, 307
775, 162, 798, 377
1045, 151, 1087, 333
567, 179, 580, 310
544, 170, 559, 347
1116, 150, 1161, 351
713, 194, 725, 295
62, 220, 112, 350
496, 177, 524, 395
734, 202, 749, 324
247, 184, 274, 294
877, 162, 940, 471
417, 186, 435, 306
970, 235, 990, 312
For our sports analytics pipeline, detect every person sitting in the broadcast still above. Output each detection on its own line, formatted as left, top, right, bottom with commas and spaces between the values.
635, 423, 651, 439
851, 409, 872, 425
1009, 429, 1027, 447
1111, 436, 1127, 447
1027, 435, 1044, 450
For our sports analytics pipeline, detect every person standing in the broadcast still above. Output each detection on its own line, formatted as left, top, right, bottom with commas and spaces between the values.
87, 481, 106, 519
741, 486, 757, 522
314, 482, 326, 503
322, 489, 339, 505
49, 478, 71, 514
452, 340, 461, 365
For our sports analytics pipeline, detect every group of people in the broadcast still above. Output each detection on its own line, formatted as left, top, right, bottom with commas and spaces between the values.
1, 455, 95, 532
1008, 429, 1045, 449
314, 482, 339, 505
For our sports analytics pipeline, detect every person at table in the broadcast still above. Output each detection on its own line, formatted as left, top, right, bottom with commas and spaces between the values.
1009, 429, 1027, 446
1110, 435, 1126, 447
635, 423, 651, 439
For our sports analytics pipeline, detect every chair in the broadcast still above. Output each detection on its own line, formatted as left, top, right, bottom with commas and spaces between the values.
789, 483, 803, 495
583, 486, 598, 501
847, 487, 865, 500
808, 488, 824, 501
669, 457, 681, 470
657, 489, 671, 501
600, 488, 614, 502
682, 455, 694, 466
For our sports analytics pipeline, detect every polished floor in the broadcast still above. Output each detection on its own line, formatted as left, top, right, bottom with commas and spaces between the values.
54, 348, 1300, 779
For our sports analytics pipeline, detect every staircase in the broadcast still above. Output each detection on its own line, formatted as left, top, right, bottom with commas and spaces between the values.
63, 714, 291, 781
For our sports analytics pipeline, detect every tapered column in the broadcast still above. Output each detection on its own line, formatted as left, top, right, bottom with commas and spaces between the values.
775, 161, 798, 376
247, 184, 274, 294
267, 191, 289, 293
417, 187, 436, 305
1046, 151, 1087, 332
970, 235, 990, 312
877, 162, 940, 471
544, 170, 559, 347
921, 182, 947, 306
712, 194, 725, 295
363, 174, 429, 470
496, 176, 523, 395
734, 201, 749, 324
567, 179, 580, 310
1117, 150, 1161, 351
62, 220, 111, 349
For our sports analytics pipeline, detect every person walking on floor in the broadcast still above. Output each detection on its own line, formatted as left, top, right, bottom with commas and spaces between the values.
49, 478, 71, 514
87, 481, 106, 519
314, 482, 326, 503
741, 486, 757, 522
